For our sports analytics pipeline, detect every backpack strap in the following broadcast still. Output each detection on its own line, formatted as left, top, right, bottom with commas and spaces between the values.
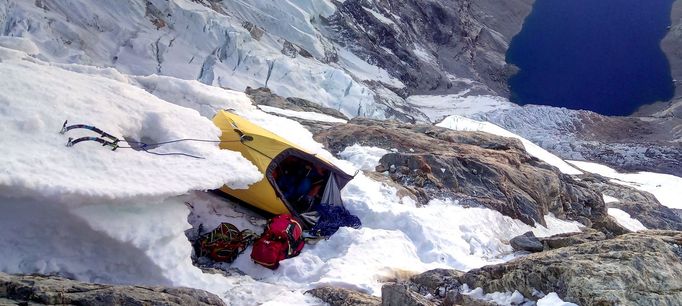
284, 221, 304, 257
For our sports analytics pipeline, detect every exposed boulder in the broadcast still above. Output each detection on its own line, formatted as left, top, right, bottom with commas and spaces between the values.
511, 228, 625, 253
306, 287, 381, 306
381, 283, 437, 306
539, 228, 607, 250
461, 231, 682, 305
0, 272, 225, 306
315, 118, 611, 228
509, 231, 544, 253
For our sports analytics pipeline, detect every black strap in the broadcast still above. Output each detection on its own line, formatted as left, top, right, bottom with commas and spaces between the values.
60, 120, 119, 142
66, 137, 119, 150
285, 223, 304, 257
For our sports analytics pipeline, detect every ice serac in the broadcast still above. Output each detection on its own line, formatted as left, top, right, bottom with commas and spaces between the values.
325, 0, 533, 97
0, 0, 407, 120
469, 105, 682, 177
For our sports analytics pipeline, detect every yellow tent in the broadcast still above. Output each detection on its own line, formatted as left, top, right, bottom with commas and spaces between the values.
212, 110, 354, 224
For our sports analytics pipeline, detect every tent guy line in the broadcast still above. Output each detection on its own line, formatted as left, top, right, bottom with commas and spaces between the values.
60, 120, 245, 158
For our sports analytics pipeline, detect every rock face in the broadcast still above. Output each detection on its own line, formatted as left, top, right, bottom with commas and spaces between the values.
462, 231, 682, 306
581, 174, 682, 230
316, 118, 611, 228
306, 287, 381, 306
382, 231, 682, 306
245, 87, 349, 121
510, 229, 612, 253
325, 0, 534, 97
0, 273, 225, 306
381, 283, 437, 306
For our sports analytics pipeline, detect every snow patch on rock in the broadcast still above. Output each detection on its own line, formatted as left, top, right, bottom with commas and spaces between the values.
437, 115, 583, 175
569, 160, 682, 209
607, 208, 647, 232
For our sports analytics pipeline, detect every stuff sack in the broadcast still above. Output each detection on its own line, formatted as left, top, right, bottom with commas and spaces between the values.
251, 214, 305, 269
196, 223, 255, 263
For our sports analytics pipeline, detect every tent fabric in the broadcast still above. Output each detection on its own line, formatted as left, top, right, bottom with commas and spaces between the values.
212, 110, 353, 221
320, 175, 343, 207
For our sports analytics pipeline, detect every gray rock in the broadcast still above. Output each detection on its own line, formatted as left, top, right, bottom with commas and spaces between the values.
509, 231, 544, 252
245, 87, 349, 121
581, 174, 682, 231
447, 293, 499, 306
315, 118, 615, 230
381, 283, 437, 306
0, 272, 225, 306
323, 0, 534, 97
409, 269, 463, 298
461, 231, 682, 306
306, 287, 380, 306
539, 228, 607, 250
241, 21, 264, 40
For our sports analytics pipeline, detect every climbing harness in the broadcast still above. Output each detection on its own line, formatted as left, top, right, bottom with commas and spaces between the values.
59, 120, 245, 159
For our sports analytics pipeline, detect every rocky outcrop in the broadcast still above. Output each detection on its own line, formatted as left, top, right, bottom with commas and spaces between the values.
381, 231, 682, 306
306, 287, 381, 306
316, 118, 612, 229
511, 229, 613, 253
0, 273, 225, 306
462, 231, 682, 305
245, 87, 349, 121
324, 0, 534, 97
581, 174, 682, 230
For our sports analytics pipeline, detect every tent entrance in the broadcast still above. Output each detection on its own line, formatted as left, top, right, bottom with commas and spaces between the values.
270, 155, 330, 215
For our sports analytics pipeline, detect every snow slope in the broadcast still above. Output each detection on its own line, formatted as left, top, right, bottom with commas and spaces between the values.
0, 45, 314, 304
230, 152, 583, 296
0, 44, 262, 202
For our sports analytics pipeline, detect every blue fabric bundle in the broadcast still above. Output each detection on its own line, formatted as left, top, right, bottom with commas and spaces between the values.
310, 205, 361, 237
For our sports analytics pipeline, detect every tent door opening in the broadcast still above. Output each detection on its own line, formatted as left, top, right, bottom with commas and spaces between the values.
270, 155, 330, 216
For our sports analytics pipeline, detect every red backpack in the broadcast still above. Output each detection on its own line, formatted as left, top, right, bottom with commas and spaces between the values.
251, 214, 305, 269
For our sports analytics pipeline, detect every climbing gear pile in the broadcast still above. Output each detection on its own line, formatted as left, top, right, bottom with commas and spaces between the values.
195, 223, 258, 263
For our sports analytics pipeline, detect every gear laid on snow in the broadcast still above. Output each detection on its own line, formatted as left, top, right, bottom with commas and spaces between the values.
195, 223, 258, 263
66, 136, 120, 150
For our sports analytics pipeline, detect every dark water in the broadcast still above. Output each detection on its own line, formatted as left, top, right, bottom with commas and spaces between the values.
507, 0, 675, 116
